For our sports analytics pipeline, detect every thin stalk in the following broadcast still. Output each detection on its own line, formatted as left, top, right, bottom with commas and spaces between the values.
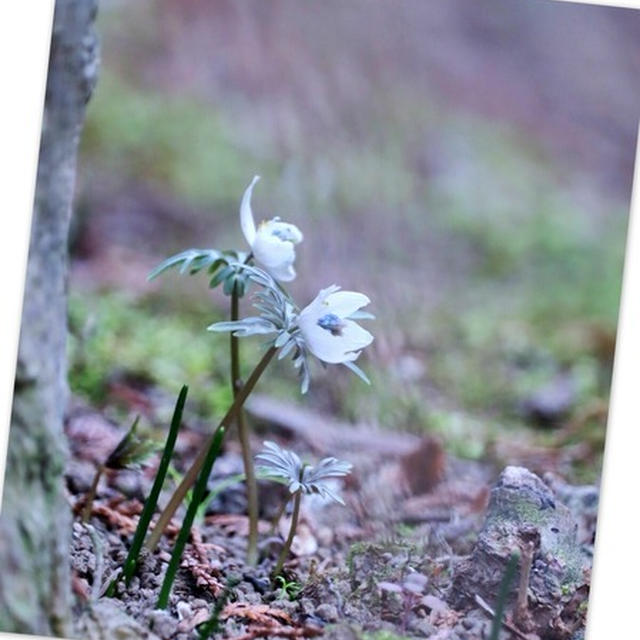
514, 541, 534, 627
121, 385, 187, 589
157, 426, 226, 609
81, 464, 105, 523
230, 283, 259, 566
270, 495, 291, 535
489, 552, 519, 640
272, 490, 302, 578
146, 346, 277, 551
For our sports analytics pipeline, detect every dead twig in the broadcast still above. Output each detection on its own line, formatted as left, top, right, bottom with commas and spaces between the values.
474, 594, 540, 640
514, 541, 535, 630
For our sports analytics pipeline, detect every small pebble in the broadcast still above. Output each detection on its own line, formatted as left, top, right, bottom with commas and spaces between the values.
176, 601, 192, 621
243, 573, 270, 594
149, 609, 178, 640
315, 603, 338, 623
407, 617, 436, 636
299, 598, 316, 616
244, 591, 262, 605
191, 599, 208, 609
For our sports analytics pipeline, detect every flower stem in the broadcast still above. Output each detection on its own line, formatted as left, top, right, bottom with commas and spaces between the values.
270, 495, 291, 535
272, 490, 301, 579
230, 285, 259, 566
145, 346, 277, 552
81, 464, 104, 523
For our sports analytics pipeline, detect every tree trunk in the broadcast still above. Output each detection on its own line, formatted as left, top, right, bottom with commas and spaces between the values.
0, 1, 99, 636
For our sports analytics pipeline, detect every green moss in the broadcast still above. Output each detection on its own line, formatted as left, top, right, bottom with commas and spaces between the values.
67, 290, 233, 419
81, 73, 275, 210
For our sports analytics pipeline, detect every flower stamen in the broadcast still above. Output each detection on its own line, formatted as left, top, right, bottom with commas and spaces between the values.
317, 313, 345, 336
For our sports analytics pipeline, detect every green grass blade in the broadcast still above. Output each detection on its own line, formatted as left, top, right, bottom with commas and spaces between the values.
197, 576, 240, 639
157, 425, 226, 609
489, 552, 519, 640
118, 385, 189, 590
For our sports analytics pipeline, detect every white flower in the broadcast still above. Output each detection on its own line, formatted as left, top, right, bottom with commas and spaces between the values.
297, 286, 374, 364
255, 441, 352, 505
240, 175, 303, 282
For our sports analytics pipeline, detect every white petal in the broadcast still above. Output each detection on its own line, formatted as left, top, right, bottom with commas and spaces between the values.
324, 291, 371, 318
270, 263, 296, 282
341, 319, 374, 350
264, 220, 303, 244
252, 231, 296, 281
298, 286, 341, 322
298, 316, 373, 364
240, 175, 260, 246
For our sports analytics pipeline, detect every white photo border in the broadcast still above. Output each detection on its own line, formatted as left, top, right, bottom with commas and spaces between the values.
0, 2, 637, 639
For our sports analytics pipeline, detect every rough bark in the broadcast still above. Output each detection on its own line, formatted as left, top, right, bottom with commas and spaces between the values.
0, 1, 99, 635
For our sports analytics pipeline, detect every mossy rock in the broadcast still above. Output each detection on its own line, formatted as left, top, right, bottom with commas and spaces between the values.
451, 466, 589, 639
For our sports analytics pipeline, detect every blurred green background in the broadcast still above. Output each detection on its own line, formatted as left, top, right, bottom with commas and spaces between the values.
68, 0, 640, 483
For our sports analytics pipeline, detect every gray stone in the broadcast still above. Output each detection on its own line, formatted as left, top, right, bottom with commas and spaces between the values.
149, 609, 179, 640
451, 466, 590, 639
78, 600, 161, 640
316, 603, 339, 622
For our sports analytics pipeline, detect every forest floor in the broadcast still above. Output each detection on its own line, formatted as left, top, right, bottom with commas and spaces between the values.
66, 385, 596, 640
62, 3, 628, 638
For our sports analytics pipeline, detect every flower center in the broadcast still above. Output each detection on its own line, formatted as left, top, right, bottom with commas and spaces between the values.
317, 313, 345, 336
271, 228, 294, 242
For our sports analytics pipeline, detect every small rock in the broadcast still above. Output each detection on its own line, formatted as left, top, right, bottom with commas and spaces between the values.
315, 603, 339, 622
191, 599, 208, 609
271, 599, 298, 615
111, 469, 144, 498
421, 594, 448, 617
243, 572, 270, 594
407, 617, 436, 636
403, 572, 428, 594
66, 459, 98, 493
78, 600, 161, 640
175, 601, 192, 621
149, 609, 179, 640
521, 374, 575, 426
277, 521, 317, 556
299, 597, 316, 616
243, 591, 262, 605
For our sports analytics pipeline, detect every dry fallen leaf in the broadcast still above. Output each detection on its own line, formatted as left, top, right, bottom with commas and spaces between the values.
222, 602, 293, 626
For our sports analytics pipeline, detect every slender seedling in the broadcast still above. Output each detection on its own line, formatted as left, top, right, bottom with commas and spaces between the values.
157, 426, 226, 609
145, 346, 277, 552
105, 386, 188, 596
81, 463, 105, 524
82, 415, 157, 523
